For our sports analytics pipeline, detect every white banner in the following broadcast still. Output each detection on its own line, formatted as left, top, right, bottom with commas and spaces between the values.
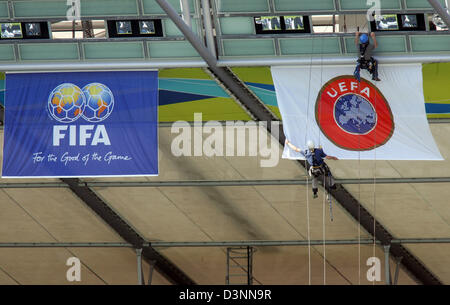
271, 64, 443, 160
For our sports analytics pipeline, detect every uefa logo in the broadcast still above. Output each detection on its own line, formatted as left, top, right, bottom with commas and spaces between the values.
48, 83, 114, 123
315, 76, 394, 151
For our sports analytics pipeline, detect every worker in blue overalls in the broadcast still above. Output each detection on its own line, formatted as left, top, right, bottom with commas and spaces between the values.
286, 140, 338, 198
354, 32, 381, 82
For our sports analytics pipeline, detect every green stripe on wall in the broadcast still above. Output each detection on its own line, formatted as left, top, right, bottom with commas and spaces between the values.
427, 113, 450, 118
231, 67, 274, 85
267, 105, 282, 120
423, 63, 450, 105
159, 68, 211, 80
159, 97, 252, 122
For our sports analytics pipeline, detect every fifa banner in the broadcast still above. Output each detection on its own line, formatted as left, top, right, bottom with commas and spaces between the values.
271, 64, 443, 160
2, 71, 159, 177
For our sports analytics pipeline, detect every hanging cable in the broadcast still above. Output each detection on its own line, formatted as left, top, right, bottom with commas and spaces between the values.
322, 173, 326, 285
355, 47, 361, 285
316, 35, 327, 285
372, 80, 378, 286
303, 25, 316, 286
357, 78, 362, 285
358, 145, 361, 285
304, 37, 315, 145
306, 175, 311, 285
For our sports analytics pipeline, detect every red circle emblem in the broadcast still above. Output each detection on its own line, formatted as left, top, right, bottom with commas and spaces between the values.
315, 76, 394, 151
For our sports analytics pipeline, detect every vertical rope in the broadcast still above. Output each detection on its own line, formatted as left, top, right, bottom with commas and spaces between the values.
358, 149, 361, 285
322, 174, 326, 285
355, 30, 363, 285
319, 36, 324, 146
303, 28, 316, 286
357, 79, 362, 285
319, 34, 326, 286
306, 176, 311, 285
305, 36, 315, 145
372, 82, 378, 285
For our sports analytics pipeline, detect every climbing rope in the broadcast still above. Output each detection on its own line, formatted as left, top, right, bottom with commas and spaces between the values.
372, 78, 378, 285
357, 78, 362, 285
319, 34, 328, 286
322, 173, 327, 285
303, 28, 316, 286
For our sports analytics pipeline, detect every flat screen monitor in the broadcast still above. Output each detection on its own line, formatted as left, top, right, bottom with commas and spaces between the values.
401, 15, 418, 28
116, 21, 132, 35
1, 23, 23, 38
257, 16, 281, 31
139, 21, 155, 34
25, 23, 41, 37
375, 14, 399, 30
284, 15, 304, 30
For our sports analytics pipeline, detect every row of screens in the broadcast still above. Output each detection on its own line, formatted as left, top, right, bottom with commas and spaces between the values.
372, 14, 426, 31
0, 14, 433, 40
255, 16, 311, 34
107, 20, 163, 37
253, 14, 427, 34
110, 16, 425, 36
0, 20, 163, 39
0, 22, 49, 39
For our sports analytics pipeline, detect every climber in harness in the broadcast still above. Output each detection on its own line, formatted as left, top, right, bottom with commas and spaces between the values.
354, 31, 381, 82
285, 140, 338, 198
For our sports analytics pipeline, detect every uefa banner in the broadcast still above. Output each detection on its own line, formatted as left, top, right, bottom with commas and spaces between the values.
271, 64, 443, 160
2, 71, 159, 177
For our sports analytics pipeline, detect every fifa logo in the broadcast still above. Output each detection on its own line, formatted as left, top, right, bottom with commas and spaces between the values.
48, 83, 114, 146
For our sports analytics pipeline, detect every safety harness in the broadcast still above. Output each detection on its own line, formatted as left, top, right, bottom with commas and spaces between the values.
353, 43, 375, 82
307, 149, 329, 178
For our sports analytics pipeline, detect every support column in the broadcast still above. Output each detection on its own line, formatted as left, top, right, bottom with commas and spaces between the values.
155, 0, 216, 65
180, 0, 192, 28
247, 246, 253, 285
384, 245, 391, 285
201, 0, 217, 58
136, 248, 144, 285
393, 256, 403, 285
148, 260, 156, 285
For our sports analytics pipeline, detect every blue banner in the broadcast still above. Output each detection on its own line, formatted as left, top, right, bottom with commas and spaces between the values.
2, 71, 158, 177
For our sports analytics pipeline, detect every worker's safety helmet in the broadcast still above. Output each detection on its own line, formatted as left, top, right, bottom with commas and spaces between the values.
360, 33, 369, 44
307, 140, 315, 150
